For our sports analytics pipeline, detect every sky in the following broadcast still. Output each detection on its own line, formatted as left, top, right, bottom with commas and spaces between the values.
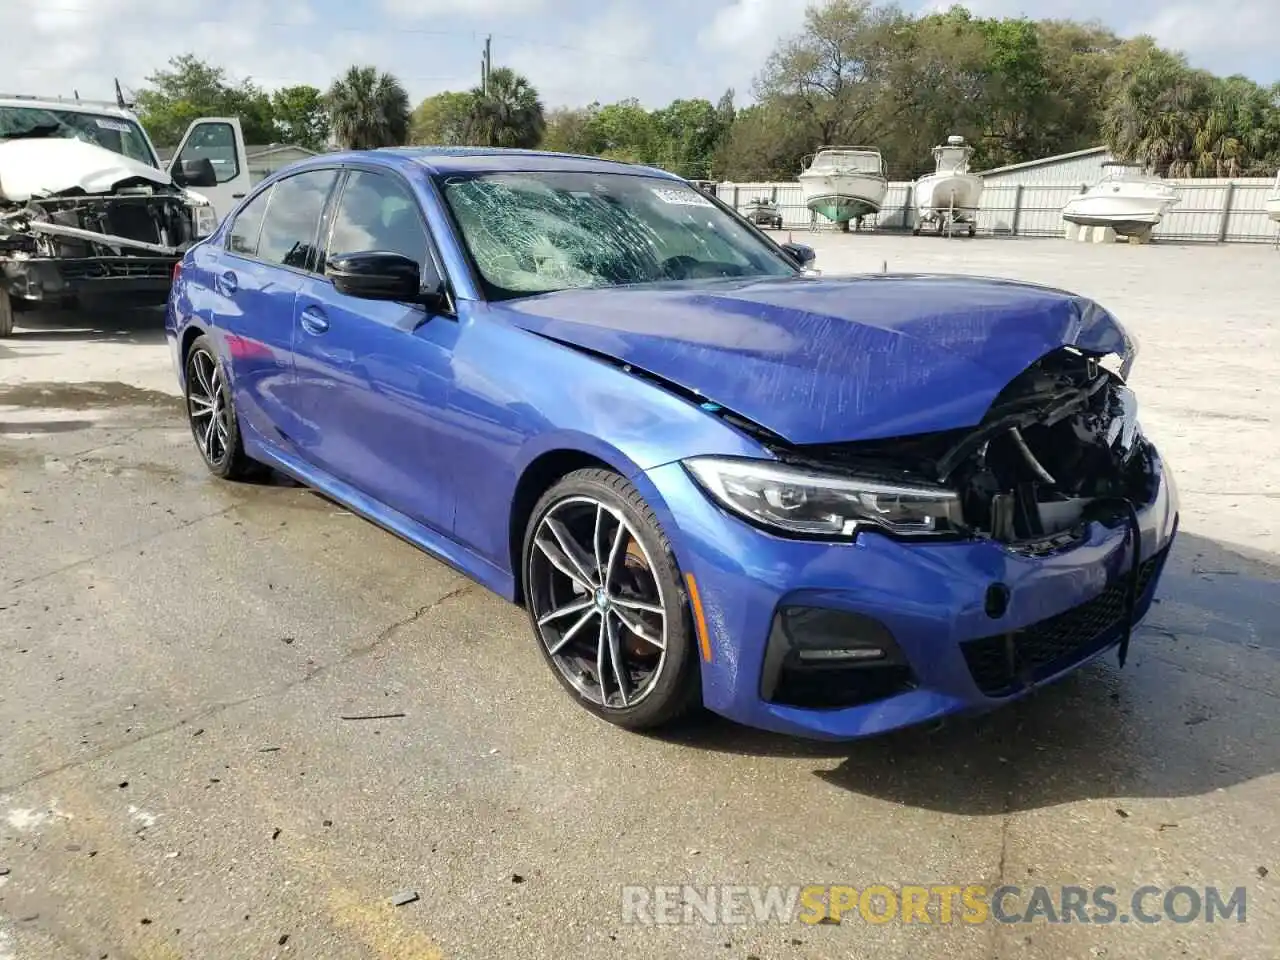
0, 0, 1276, 112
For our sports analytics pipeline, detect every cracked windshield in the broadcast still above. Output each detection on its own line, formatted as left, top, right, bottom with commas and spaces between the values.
439, 171, 796, 297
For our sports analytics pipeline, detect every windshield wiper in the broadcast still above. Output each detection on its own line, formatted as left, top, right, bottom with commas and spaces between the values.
0, 122, 66, 141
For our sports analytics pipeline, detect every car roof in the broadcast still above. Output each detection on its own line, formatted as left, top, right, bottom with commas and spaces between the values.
300, 146, 683, 180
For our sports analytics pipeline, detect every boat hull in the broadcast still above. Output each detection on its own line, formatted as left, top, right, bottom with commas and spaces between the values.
1266, 196, 1280, 224
915, 172, 983, 221
800, 173, 887, 222
1062, 193, 1178, 236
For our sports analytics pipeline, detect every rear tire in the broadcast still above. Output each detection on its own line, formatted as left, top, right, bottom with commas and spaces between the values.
522, 468, 701, 731
183, 334, 259, 481
0, 287, 13, 338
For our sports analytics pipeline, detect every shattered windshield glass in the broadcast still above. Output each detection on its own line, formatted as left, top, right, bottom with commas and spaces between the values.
0, 106, 157, 166
436, 171, 798, 300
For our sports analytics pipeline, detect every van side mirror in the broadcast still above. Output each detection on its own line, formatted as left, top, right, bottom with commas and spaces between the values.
172, 158, 218, 189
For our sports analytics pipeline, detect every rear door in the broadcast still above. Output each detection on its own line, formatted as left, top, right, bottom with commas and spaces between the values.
169, 118, 254, 224
212, 167, 339, 449
291, 165, 458, 534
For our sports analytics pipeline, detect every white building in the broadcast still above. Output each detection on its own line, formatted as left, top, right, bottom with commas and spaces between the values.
977, 146, 1112, 188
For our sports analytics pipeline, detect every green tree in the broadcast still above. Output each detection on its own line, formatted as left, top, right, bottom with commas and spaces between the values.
541, 104, 602, 154
466, 67, 545, 149
135, 54, 276, 146
1102, 45, 1211, 176
584, 99, 658, 163
410, 91, 476, 146
651, 98, 723, 178
270, 85, 329, 151
325, 65, 411, 149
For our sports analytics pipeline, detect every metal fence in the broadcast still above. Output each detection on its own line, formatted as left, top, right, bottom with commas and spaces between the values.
720, 178, 1280, 244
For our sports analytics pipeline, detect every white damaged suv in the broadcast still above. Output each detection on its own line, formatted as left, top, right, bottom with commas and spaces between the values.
0, 94, 249, 336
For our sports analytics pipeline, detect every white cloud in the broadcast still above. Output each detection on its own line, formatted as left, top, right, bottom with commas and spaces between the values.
382, 0, 545, 16
1135, 1, 1280, 63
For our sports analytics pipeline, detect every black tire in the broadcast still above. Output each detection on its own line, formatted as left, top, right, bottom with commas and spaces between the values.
0, 287, 13, 338
183, 334, 259, 481
522, 467, 701, 730
968, 224, 976, 237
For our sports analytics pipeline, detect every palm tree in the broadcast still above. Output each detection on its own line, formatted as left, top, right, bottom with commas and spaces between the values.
326, 66, 411, 149
466, 67, 545, 149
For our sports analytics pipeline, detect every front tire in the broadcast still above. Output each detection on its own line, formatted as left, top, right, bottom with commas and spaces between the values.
184, 334, 258, 480
522, 468, 700, 730
0, 287, 13, 338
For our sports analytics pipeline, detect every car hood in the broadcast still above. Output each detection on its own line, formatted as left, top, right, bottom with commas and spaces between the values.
0, 137, 172, 202
499, 275, 1135, 445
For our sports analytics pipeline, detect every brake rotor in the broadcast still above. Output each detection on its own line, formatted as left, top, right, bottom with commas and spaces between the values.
619, 536, 661, 658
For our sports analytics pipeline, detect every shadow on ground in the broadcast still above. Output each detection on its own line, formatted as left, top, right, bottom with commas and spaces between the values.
3, 302, 167, 346
661, 529, 1280, 815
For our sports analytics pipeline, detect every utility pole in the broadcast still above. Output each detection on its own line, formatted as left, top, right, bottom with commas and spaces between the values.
482, 35, 492, 96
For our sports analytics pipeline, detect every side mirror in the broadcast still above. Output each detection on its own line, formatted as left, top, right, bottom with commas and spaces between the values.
780, 242, 816, 268
171, 157, 218, 189
327, 251, 450, 311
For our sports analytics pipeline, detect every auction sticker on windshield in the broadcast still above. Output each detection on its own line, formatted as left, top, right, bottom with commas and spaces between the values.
94, 118, 132, 132
651, 186, 714, 207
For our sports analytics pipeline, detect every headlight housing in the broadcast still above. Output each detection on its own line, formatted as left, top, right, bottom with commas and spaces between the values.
191, 203, 219, 239
683, 456, 963, 539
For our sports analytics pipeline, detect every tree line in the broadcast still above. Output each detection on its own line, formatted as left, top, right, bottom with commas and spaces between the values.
133, 0, 1280, 181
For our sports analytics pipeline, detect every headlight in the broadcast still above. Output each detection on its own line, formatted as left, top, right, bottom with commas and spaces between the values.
192, 204, 219, 238
683, 456, 962, 539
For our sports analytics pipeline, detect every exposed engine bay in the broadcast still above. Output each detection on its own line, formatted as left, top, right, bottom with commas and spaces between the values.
767, 346, 1157, 553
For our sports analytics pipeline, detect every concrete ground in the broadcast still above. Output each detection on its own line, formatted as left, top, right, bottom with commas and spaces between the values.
0, 236, 1276, 959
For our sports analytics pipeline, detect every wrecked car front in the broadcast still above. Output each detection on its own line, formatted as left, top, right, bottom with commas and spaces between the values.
0, 122, 216, 307
501, 275, 1178, 739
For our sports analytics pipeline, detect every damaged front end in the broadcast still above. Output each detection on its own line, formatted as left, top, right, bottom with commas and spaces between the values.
0, 184, 213, 308
771, 346, 1156, 556
684, 346, 1164, 669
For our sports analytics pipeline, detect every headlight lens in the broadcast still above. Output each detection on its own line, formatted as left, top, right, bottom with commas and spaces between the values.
683, 456, 962, 539
192, 204, 219, 238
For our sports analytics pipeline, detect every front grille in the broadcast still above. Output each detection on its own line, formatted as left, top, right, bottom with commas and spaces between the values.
961, 547, 1168, 697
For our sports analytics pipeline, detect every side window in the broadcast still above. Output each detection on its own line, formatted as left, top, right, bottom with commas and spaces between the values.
257, 169, 339, 271
327, 170, 428, 269
176, 122, 239, 184
227, 187, 271, 257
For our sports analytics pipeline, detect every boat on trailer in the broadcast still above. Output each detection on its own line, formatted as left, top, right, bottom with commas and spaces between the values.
1266, 171, 1280, 223
1061, 162, 1180, 239
913, 135, 983, 237
799, 146, 887, 231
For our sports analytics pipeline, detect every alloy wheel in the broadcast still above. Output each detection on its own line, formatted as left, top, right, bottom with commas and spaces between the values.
187, 348, 230, 467
528, 496, 668, 709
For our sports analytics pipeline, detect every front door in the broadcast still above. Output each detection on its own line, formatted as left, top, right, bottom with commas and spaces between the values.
290, 167, 458, 536
169, 118, 254, 224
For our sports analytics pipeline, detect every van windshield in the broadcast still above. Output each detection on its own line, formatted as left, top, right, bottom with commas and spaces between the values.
0, 106, 157, 167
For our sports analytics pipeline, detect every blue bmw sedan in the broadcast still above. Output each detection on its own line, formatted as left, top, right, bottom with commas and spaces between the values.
165, 147, 1178, 740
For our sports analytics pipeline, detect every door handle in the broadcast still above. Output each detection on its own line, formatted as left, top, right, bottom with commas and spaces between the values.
218, 270, 238, 295
232, 193, 246, 199
300, 306, 329, 335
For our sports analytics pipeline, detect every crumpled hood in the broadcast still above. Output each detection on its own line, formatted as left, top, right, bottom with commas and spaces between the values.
500, 275, 1134, 445
0, 137, 172, 202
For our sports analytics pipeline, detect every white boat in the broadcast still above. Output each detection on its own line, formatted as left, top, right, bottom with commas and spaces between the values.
1265, 171, 1280, 223
799, 146, 887, 231
1061, 162, 1180, 238
913, 135, 983, 237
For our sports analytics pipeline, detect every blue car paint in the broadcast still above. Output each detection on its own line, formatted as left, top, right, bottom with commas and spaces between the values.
501, 277, 1134, 445
165, 147, 1178, 741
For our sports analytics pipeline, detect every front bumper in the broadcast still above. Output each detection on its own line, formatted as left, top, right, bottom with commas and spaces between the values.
644, 451, 1179, 741
2, 256, 176, 303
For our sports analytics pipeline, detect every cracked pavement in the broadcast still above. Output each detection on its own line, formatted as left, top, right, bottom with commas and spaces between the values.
0, 237, 1277, 959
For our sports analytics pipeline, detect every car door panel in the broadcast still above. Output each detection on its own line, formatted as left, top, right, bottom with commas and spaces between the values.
168, 118, 252, 224
290, 166, 458, 535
